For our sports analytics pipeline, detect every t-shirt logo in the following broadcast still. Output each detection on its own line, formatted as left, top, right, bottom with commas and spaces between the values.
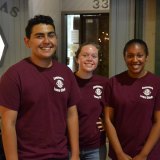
140, 86, 153, 99
53, 76, 66, 92
93, 85, 103, 99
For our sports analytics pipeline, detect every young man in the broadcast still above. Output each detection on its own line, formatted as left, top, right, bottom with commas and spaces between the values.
0, 15, 80, 160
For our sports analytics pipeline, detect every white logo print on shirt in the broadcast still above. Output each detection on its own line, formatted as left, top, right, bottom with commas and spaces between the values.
140, 86, 153, 99
93, 85, 103, 99
53, 76, 66, 92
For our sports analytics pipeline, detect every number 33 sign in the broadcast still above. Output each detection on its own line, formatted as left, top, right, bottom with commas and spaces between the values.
92, 0, 109, 9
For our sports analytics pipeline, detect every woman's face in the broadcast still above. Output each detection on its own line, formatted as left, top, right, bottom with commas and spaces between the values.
124, 43, 148, 78
77, 44, 99, 73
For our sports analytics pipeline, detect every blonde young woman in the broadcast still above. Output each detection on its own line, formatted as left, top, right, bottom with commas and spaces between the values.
74, 42, 108, 160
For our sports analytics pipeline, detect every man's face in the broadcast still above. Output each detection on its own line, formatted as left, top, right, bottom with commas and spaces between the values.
24, 24, 57, 60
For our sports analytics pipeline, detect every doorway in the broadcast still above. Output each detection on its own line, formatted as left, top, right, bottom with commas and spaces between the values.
62, 13, 109, 77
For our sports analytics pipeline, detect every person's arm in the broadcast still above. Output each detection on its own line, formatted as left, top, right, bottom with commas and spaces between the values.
0, 106, 18, 160
133, 110, 160, 160
104, 106, 132, 160
67, 105, 79, 160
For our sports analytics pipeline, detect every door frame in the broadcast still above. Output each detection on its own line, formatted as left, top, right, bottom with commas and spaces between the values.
61, 10, 109, 65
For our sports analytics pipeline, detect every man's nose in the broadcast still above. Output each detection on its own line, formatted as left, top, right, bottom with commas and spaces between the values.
43, 35, 50, 43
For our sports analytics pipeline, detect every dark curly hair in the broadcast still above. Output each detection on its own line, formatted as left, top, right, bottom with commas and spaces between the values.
25, 15, 55, 39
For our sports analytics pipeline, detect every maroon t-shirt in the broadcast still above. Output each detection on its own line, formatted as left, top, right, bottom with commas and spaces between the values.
0, 58, 80, 160
75, 74, 108, 150
107, 71, 160, 160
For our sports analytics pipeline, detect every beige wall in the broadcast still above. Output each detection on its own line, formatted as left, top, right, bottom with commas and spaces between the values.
109, 0, 135, 76
0, 0, 28, 75
143, 0, 156, 73
62, 0, 109, 12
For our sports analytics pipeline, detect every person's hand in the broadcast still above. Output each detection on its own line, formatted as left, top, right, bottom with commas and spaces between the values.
117, 152, 132, 160
70, 157, 79, 160
96, 117, 105, 132
70, 155, 80, 160
132, 153, 147, 160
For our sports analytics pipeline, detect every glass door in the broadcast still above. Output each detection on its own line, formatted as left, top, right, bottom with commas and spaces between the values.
65, 13, 109, 77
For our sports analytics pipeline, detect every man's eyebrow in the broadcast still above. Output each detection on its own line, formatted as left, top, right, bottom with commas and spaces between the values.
34, 31, 55, 36
34, 33, 44, 36
48, 31, 56, 34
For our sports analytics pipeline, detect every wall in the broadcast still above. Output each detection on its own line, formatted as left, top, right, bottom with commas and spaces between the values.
0, 0, 28, 75
109, 0, 135, 76
155, 0, 160, 75
143, 0, 156, 73
62, 0, 109, 12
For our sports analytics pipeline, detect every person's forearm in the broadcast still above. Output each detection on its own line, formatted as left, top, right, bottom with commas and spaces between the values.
67, 106, 79, 159
1, 118, 18, 160
138, 122, 160, 158
105, 120, 123, 156
106, 121, 132, 160
104, 107, 132, 159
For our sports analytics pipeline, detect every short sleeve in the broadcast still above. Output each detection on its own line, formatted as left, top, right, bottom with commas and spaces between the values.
0, 68, 21, 111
